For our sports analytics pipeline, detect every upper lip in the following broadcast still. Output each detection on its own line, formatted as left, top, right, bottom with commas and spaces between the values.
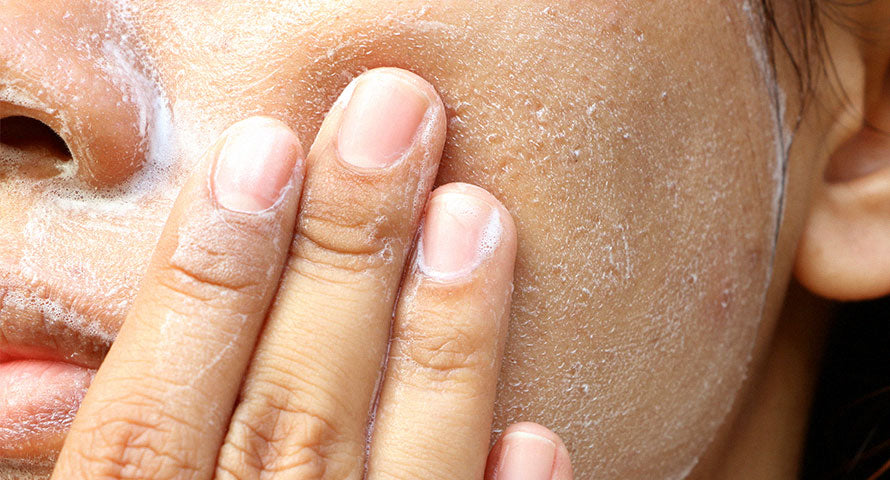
0, 274, 114, 370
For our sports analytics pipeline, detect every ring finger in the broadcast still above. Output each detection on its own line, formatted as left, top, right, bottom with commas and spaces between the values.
366, 183, 518, 480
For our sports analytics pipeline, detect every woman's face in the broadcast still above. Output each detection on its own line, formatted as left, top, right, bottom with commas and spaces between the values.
0, 0, 826, 478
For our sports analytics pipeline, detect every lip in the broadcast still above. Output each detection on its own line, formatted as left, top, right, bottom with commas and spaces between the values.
0, 282, 114, 370
0, 360, 95, 463
0, 275, 114, 470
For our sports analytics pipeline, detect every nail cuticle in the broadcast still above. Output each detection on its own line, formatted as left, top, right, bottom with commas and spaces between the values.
416, 191, 504, 281
211, 117, 302, 214
337, 72, 431, 171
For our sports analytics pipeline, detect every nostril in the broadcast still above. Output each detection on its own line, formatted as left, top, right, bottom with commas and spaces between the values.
1, 3, 163, 190
0, 115, 74, 180
0, 116, 72, 161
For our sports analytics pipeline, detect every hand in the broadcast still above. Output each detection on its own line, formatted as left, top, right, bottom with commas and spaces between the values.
50, 68, 572, 479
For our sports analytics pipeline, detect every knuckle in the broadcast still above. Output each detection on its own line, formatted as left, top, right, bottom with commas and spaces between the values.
293, 208, 400, 278
156, 213, 280, 305
157, 243, 266, 305
220, 386, 356, 479
72, 400, 202, 480
399, 312, 496, 377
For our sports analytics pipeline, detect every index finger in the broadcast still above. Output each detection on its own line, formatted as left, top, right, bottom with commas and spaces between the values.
51, 117, 304, 480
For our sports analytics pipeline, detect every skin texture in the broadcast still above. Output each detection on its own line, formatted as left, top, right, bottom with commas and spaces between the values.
5, 0, 890, 478
47, 66, 527, 478
0, 0, 800, 477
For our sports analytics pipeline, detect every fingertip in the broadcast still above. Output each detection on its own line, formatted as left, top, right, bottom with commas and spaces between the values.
212, 116, 305, 214
431, 182, 517, 236
359, 67, 447, 119
219, 116, 304, 154
218, 116, 306, 175
419, 182, 517, 281
325, 67, 446, 174
487, 422, 574, 480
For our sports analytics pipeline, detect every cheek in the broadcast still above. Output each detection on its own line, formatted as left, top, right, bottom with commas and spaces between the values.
471, 4, 783, 480
1, 0, 785, 477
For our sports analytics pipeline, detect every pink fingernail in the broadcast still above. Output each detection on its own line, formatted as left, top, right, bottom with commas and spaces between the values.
213, 117, 302, 213
496, 432, 556, 480
419, 188, 502, 278
338, 72, 429, 169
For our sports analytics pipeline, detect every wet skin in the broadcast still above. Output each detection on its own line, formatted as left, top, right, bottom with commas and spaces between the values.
0, 0, 849, 478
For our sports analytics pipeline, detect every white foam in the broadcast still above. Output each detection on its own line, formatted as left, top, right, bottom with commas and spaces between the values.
0, 0, 179, 216
0, 85, 56, 116
0, 288, 115, 347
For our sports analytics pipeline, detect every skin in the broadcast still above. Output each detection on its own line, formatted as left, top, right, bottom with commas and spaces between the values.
47, 67, 554, 478
4, 0, 890, 478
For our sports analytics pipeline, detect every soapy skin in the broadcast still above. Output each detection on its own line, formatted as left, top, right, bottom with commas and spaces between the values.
48, 71, 538, 480
0, 0, 856, 478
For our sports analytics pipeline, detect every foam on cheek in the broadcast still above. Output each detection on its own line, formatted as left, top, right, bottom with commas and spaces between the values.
618, 4, 787, 478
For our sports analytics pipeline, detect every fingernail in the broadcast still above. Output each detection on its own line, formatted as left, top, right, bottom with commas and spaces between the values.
213, 118, 302, 213
496, 432, 556, 480
419, 189, 502, 278
338, 72, 429, 169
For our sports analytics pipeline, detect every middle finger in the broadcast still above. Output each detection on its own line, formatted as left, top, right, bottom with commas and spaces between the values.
216, 68, 446, 479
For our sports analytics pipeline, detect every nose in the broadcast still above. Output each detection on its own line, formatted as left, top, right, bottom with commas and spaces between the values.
0, 0, 164, 188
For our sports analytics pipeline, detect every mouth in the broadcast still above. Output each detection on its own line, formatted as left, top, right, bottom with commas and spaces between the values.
0, 279, 114, 471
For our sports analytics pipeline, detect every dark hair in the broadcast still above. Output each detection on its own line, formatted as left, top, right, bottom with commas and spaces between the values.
755, 0, 826, 229
803, 298, 890, 479
760, 0, 823, 100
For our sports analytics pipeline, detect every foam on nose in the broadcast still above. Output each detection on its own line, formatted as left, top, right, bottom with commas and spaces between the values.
0, 0, 173, 191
